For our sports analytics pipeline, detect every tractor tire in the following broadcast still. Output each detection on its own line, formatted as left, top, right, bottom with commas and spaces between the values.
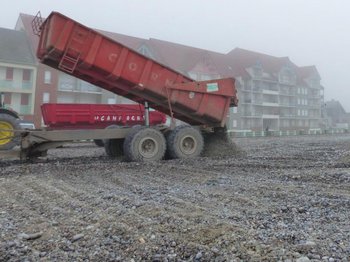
93, 139, 104, 147
166, 125, 203, 159
0, 113, 21, 150
123, 127, 166, 162
104, 125, 124, 158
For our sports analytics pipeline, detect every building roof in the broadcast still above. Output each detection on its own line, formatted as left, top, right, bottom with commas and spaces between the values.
325, 99, 346, 116
15, 13, 40, 60
297, 65, 320, 79
97, 29, 146, 51
0, 27, 36, 65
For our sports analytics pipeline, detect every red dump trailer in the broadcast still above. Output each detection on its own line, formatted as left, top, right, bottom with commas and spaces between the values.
41, 103, 166, 147
17, 12, 238, 161
41, 103, 166, 130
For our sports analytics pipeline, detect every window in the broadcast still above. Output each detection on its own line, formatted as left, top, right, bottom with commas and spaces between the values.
44, 71, 51, 84
188, 72, 199, 80
23, 69, 31, 81
232, 120, 237, 128
107, 98, 116, 104
43, 92, 50, 103
6, 68, 13, 80
3, 93, 11, 104
253, 67, 262, 78
21, 93, 29, 105
138, 45, 154, 59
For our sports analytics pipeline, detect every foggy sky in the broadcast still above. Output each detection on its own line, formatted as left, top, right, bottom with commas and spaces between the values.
1, 0, 349, 111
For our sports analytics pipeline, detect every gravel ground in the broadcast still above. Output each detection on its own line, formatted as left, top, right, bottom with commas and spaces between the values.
0, 134, 350, 261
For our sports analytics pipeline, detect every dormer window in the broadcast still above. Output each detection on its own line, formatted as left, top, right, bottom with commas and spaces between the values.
310, 78, 320, 88
252, 60, 262, 78
279, 67, 295, 84
138, 44, 154, 59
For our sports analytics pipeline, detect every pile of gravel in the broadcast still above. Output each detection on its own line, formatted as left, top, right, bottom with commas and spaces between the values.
202, 130, 245, 157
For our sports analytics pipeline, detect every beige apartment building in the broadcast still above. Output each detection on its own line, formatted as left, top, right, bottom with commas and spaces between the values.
0, 28, 37, 122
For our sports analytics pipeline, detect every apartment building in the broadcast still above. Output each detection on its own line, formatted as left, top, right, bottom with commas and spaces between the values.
0, 27, 37, 122
324, 99, 349, 128
224, 49, 324, 132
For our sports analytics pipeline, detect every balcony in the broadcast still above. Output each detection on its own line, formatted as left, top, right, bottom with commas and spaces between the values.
262, 89, 279, 95
58, 82, 102, 94
22, 81, 33, 90
280, 114, 296, 118
279, 102, 296, 107
262, 102, 279, 107
0, 80, 33, 90
262, 114, 279, 119
280, 89, 296, 96
251, 100, 263, 105
19, 105, 32, 114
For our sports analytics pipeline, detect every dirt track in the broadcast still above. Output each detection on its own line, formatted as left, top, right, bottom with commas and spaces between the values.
1, 134, 350, 261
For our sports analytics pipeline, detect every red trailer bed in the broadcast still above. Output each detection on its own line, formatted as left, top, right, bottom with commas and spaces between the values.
36, 12, 237, 128
41, 103, 167, 130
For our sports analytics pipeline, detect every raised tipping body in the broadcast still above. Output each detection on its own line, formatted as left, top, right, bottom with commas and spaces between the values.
37, 12, 237, 128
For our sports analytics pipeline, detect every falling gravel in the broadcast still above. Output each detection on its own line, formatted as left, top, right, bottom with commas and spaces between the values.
1, 134, 350, 261
202, 130, 245, 157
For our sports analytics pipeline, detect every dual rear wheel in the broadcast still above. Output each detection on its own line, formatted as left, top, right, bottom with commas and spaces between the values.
104, 125, 204, 162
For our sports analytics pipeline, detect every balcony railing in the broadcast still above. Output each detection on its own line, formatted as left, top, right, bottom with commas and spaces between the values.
280, 90, 296, 96
19, 105, 32, 114
262, 89, 279, 95
279, 102, 296, 107
262, 102, 279, 107
58, 82, 102, 93
22, 81, 33, 90
0, 80, 33, 90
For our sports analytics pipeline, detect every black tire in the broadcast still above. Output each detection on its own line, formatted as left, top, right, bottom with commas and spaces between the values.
123, 127, 166, 162
0, 113, 20, 150
166, 125, 204, 159
93, 139, 104, 147
104, 125, 124, 158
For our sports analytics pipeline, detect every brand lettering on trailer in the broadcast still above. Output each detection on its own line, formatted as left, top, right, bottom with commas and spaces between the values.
94, 114, 143, 122
126, 115, 143, 121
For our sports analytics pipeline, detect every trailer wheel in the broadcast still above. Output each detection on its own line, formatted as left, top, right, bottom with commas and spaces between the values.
166, 125, 203, 159
104, 125, 124, 157
0, 113, 20, 150
93, 139, 104, 147
123, 127, 166, 162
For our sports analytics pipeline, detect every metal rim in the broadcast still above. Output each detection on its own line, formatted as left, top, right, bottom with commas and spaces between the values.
0, 121, 13, 146
138, 137, 159, 158
179, 135, 197, 155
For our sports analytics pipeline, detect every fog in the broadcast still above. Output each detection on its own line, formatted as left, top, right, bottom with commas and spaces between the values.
1, 0, 349, 111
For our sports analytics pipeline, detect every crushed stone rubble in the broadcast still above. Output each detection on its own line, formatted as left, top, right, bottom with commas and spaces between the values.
0, 134, 350, 261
